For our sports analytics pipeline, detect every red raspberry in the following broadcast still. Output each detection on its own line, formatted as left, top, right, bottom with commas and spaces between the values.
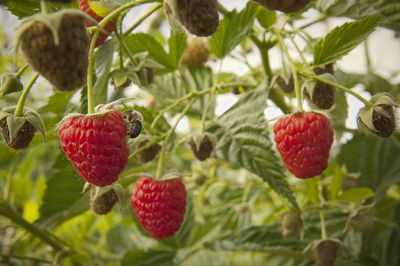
58, 110, 130, 187
79, 0, 115, 47
273, 112, 334, 179
130, 176, 187, 239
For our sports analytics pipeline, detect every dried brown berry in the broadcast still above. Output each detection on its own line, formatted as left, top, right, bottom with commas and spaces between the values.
19, 13, 89, 91
252, 0, 312, 13
280, 211, 302, 239
372, 104, 396, 138
146, 67, 155, 85
0, 118, 36, 150
176, 0, 219, 37
136, 141, 162, 163
189, 135, 213, 161
312, 240, 341, 266
304, 64, 335, 110
181, 37, 210, 67
90, 188, 118, 215
349, 209, 374, 234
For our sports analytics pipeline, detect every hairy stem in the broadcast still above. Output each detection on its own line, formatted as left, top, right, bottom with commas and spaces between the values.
155, 98, 197, 179
303, 73, 373, 108
274, 28, 303, 111
14, 73, 39, 117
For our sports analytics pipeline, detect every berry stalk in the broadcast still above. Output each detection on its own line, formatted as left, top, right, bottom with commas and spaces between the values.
40, 0, 48, 14
15, 64, 29, 78
303, 73, 373, 108
274, 28, 304, 111
14, 73, 39, 117
123, 3, 162, 37
319, 209, 327, 239
155, 98, 196, 179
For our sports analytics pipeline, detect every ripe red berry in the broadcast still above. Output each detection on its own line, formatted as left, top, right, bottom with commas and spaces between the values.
273, 112, 334, 179
58, 110, 130, 187
130, 176, 187, 239
79, 0, 115, 47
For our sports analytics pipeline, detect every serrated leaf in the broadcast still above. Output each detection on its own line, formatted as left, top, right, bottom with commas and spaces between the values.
121, 249, 176, 266
313, 16, 380, 65
338, 187, 375, 203
147, 67, 215, 119
209, 2, 258, 58
37, 153, 88, 226
338, 134, 400, 201
6, 0, 78, 18
40, 91, 74, 115
93, 39, 115, 107
206, 81, 299, 209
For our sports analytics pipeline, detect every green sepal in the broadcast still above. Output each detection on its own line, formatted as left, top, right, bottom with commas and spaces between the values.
0, 106, 46, 142
357, 105, 376, 136
303, 78, 316, 97
370, 92, 399, 106
0, 73, 24, 96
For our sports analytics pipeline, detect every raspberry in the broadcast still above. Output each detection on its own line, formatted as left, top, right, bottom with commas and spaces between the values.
181, 37, 210, 67
58, 110, 130, 187
304, 64, 335, 110
371, 104, 396, 137
79, 0, 115, 47
273, 112, 334, 179
19, 13, 89, 91
188, 135, 213, 161
90, 187, 118, 215
46, 0, 74, 2
312, 240, 341, 266
175, 0, 219, 37
349, 209, 374, 234
135, 141, 162, 163
280, 211, 302, 239
130, 176, 187, 239
0, 118, 36, 150
252, 0, 311, 13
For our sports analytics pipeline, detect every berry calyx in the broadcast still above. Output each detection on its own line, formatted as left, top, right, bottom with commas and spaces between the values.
130, 176, 187, 239
188, 135, 213, 161
273, 112, 334, 178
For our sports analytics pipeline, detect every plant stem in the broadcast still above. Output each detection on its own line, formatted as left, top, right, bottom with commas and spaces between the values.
150, 89, 211, 131
155, 98, 197, 179
86, 0, 161, 114
14, 73, 39, 117
15, 64, 29, 78
303, 73, 373, 108
364, 40, 373, 73
4, 159, 16, 202
299, 15, 328, 30
0, 201, 66, 252
123, 3, 162, 37
285, 33, 308, 66
0, 253, 54, 265
319, 209, 327, 239
201, 86, 216, 134
128, 133, 166, 159
274, 28, 303, 111
40, 0, 48, 14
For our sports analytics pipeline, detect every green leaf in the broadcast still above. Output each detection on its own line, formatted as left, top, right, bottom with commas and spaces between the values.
124, 33, 181, 71
209, 2, 258, 58
316, 0, 400, 34
206, 81, 299, 209
121, 249, 176, 266
40, 91, 74, 116
256, 7, 277, 29
313, 16, 380, 65
37, 153, 88, 226
5, 0, 77, 18
325, 164, 344, 201
338, 187, 375, 203
338, 134, 400, 201
147, 67, 215, 119
167, 31, 187, 70
93, 39, 115, 107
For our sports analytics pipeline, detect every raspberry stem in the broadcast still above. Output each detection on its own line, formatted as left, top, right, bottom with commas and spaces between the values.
274, 28, 304, 112
40, 0, 48, 15
156, 98, 197, 179
15, 64, 29, 79
123, 3, 162, 37
303, 73, 374, 108
319, 210, 327, 239
14, 73, 39, 117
